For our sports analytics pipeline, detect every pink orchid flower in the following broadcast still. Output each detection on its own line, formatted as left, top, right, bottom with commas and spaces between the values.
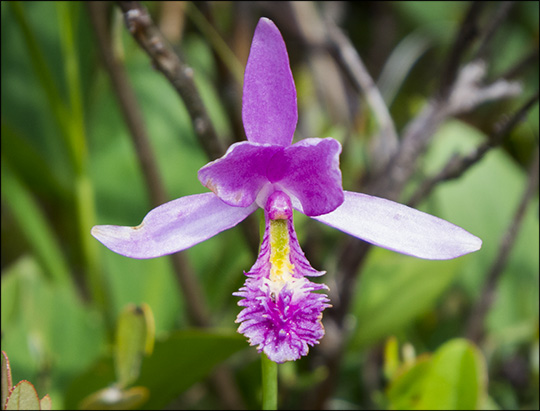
92, 18, 481, 363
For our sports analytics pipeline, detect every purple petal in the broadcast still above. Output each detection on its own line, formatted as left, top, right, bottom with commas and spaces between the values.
312, 191, 482, 260
269, 138, 344, 216
198, 141, 282, 207
234, 277, 329, 363
91, 193, 257, 259
242, 18, 297, 146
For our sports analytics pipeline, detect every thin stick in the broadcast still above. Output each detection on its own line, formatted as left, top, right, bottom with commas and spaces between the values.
88, 2, 168, 208
87, 1, 209, 327
438, 1, 484, 98
88, 4, 245, 408
117, 1, 225, 160
408, 91, 539, 207
325, 17, 399, 169
466, 146, 539, 343
500, 48, 539, 81
306, 4, 522, 407
472, 1, 515, 61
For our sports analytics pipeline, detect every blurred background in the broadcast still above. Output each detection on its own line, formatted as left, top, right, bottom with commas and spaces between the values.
1, 1, 538, 409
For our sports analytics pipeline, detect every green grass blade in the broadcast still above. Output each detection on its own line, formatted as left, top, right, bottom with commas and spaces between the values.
1, 159, 75, 292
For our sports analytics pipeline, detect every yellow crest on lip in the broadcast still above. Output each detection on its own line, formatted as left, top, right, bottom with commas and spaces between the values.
269, 219, 295, 288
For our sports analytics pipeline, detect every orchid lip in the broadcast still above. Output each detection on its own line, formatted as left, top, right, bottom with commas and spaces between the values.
234, 190, 330, 363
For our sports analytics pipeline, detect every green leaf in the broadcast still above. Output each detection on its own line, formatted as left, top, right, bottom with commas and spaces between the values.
383, 336, 400, 380
79, 386, 148, 410
386, 339, 487, 410
1, 255, 106, 401
416, 339, 487, 410
185, 2, 244, 85
0, 161, 74, 290
1, 351, 13, 409
65, 329, 247, 410
8, 1, 73, 170
114, 304, 155, 388
423, 120, 539, 346
39, 394, 52, 411
56, 1, 87, 172
100, 245, 183, 333
351, 248, 461, 348
136, 329, 247, 410
5, 380, 40, 410
0, 121, 70, 205
386, 354, 432, 410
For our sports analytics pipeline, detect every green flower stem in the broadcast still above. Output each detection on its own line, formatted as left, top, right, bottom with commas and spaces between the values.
258, 212, 278, 409
261, 353, 278, 410
258, 213, 277, 410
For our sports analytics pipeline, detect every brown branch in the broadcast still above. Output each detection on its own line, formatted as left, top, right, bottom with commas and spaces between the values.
87, 0, 209, 328
438, 1, 485, 98
500, 48, 540, 81
118, 1, 260, 260
324, 15, 399, 171
189, 2, 260, 257
305, 4, 522, 407
117, 1, 225, 161
466, 146, 539, 344
369, 59, 521, 204
87, 2, 168, 208
407, 91, 539, 207
87, 3, 245, 408
472, 1, 516, 62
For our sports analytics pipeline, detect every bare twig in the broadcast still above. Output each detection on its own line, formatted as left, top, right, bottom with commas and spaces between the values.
466, 146, 539, 343
189, 2, 260, 257
369, 60, 521, 203
500, 48, 540, 81
117, 1, 260, 260
306, 4, 525, 407
88, 2, 168, 208
87, 1, 210, 328
325, 16, 399, 170
472, 1, 516, 61
438, 1, 485, 98
446, 61, 522, 114
408, 91, 539, 207
289, 2, 352, 131
117, 1, 225, 160
88, 3, 244, 408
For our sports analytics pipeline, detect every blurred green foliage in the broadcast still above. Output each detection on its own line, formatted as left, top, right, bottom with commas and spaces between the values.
385, 338, 487, 410
1, 1, 538, 410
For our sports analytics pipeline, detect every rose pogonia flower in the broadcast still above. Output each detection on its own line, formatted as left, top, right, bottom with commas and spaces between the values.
92, 18, 482, 363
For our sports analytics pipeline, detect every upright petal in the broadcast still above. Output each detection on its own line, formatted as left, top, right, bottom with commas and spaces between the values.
91, 193, 257, 259
312, 191, 482, 260
198, 141, 282, 207
267, 138, 344, 216
242, 17, 297, 146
